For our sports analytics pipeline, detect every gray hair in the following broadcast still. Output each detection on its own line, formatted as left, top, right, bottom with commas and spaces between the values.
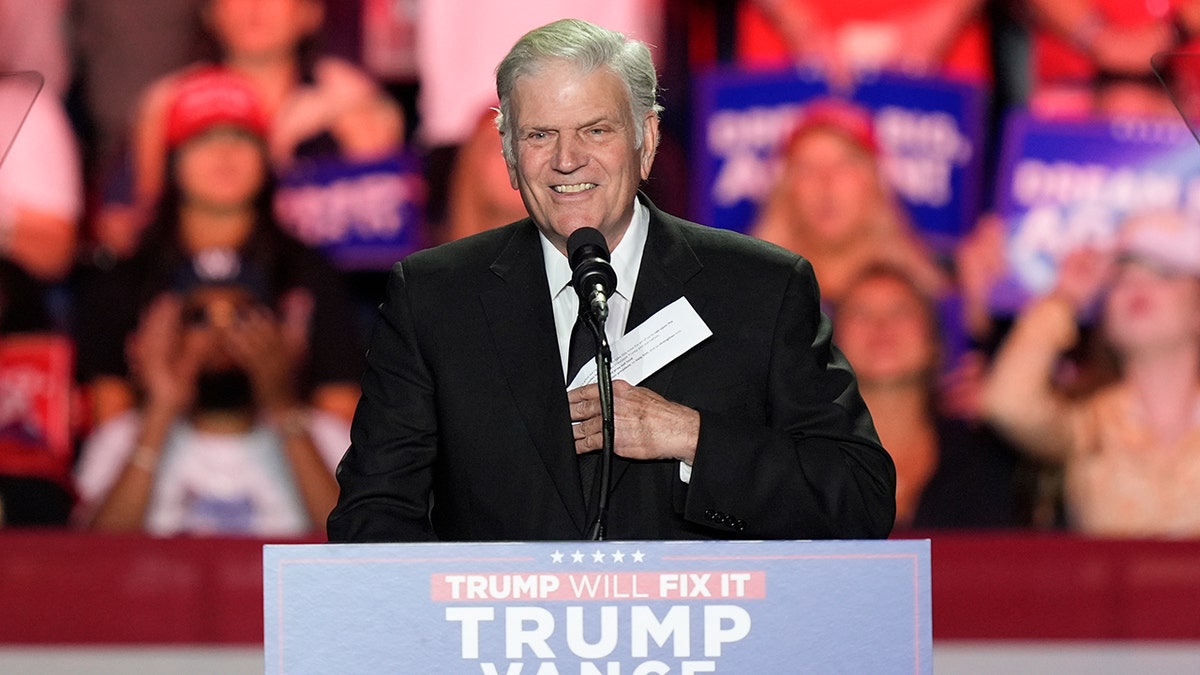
494, 19, 663, 165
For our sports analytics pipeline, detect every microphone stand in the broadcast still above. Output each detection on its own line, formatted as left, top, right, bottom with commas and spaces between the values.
583, 309, 615, 542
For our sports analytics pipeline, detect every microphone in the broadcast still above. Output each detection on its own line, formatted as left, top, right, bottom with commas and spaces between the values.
567, 227, 618, 541
567, 228, 617, 322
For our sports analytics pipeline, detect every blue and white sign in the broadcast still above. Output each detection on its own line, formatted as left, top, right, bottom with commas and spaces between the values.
264, 539, 931, 674
274, 150, 428, 271
691, 68, 828, 236
991, 111, 1200, 314
691, 67, 985, 248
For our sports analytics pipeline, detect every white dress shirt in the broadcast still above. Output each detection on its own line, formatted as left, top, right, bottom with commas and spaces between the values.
541, 200, 649, 382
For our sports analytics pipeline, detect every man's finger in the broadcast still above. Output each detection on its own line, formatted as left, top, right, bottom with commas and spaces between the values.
567, 383, 601, 403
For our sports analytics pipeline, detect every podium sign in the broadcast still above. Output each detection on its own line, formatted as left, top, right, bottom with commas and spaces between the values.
264, 539, 931, 674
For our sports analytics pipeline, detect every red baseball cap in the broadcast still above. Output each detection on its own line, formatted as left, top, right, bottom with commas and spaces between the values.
784, 98, 879, 156
164, 67, 270, 150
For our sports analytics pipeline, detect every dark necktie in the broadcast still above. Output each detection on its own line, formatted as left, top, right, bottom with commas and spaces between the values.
566, 311, 594, 385
566, 311, 600, 508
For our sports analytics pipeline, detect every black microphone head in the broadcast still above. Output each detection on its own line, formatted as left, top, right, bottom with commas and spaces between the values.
567, 227, 617, 301
567, 227, 610, 268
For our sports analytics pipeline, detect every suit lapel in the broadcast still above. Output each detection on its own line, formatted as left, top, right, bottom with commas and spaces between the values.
604, 197, 706, 498
627, 196, 706, 354
480, 222, 590, 534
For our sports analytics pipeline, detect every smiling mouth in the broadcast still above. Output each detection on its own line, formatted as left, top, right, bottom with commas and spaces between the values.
553, 183, 597, 194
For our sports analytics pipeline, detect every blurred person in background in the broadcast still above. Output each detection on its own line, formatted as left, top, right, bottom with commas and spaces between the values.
949, 213, 1078, 528
739, 0, 990, 86
73, 250, 345, 535
0, 83, 81, 284
0, 0, 82, 284
70, 0, 202, 254
0, 261, 73, 527
836, 263, 1024, 529
750, 99, 948, 306
74, 67, 362, 430
0, 2, 83, 525
0, 0, 70, 98
1023, 0, 1200, 117
100, 0, 403, 258
983, 209, 1200, 537
443, 106, 529, 243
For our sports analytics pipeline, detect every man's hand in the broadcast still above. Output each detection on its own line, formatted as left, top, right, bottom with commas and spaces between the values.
568, 380, 700, 464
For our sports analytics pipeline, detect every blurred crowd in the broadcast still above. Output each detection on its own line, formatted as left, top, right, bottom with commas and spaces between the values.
3, 0, 1200, 540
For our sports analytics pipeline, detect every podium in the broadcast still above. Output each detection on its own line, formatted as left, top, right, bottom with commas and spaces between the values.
264, 539, 931, 673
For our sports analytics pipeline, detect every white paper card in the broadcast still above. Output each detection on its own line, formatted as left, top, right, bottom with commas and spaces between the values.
567, 296, 712, 391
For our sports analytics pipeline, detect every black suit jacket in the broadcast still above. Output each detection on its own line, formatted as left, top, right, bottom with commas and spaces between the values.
327, 196, 895, 541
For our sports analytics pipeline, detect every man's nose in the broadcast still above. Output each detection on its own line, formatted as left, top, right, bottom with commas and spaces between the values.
552, 133, 586, 172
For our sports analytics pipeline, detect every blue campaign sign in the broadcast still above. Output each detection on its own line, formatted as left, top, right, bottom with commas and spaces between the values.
691, 67, 829, 235
853, 72, 986, 246
691, 66, 984, 248
991, 111, 1200, 314
264, 539, 931, 674
274, 150, 429, 271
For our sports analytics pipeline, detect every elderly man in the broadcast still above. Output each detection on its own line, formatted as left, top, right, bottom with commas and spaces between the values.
327, 19, 895, 542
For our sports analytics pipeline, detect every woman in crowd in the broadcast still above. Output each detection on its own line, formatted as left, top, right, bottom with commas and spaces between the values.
101, 0, 404, 257
983, 209, 1200, 537
75, 67, 362, 429
751, 99, 947, 306
73, 251, 346, 536
0, 15, 82, 283
836, 263, 1024, 529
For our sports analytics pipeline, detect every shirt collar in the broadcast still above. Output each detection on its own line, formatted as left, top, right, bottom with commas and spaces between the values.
541, 199, 649, 300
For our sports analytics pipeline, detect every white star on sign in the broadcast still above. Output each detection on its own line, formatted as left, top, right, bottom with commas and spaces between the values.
631, 550, 646, 563
592, 550, 606, 563
571, 550, 585, 563
611, 550, 626, 563
551, 550, 564, 563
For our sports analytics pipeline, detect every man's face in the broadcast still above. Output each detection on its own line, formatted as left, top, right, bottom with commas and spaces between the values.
506, 59, 659, 254
786, 129, 878, 246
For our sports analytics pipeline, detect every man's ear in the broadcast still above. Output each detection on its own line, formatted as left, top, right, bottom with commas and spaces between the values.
639, 113, 660, 181
504, 137, 521, 189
